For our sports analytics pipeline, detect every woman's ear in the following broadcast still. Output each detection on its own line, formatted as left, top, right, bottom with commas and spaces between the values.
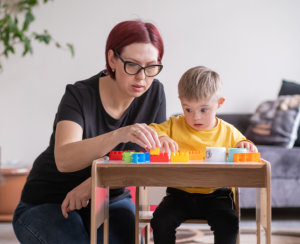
107, 49, 117, 71
217, 97, 225, 108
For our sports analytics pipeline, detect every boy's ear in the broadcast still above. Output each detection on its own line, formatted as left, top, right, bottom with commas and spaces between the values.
217, 97, 225, 108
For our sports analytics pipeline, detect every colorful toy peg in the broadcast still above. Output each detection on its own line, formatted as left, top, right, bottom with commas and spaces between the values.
109, 151, 123, 160
227, 148, 247, 162
150, 152, 169, 163
150, 147, 160, 155
170, 152, 189, 163
144, 152, 150, 162
189, 151, 204, 161
233, 152, 261, 162
122, 152, 134, 163
131, 153, 144, 163
131, 152, 150, 164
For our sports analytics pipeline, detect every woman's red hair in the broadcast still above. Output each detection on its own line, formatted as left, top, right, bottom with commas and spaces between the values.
105, 20, 164, 79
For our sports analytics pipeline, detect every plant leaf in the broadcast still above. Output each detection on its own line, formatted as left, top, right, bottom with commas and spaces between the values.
33, 30, 51, 44
22, 37, 33, 56
22, 11, 35, 31
66, 43, 75, 57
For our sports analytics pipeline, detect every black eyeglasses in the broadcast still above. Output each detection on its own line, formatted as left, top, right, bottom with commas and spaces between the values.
114, 51, 163, 77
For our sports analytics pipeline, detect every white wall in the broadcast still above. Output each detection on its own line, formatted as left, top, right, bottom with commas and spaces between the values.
1, 0, 300, 166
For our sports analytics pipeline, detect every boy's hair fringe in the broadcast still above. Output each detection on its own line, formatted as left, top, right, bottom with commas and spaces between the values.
178, 66, 222, 100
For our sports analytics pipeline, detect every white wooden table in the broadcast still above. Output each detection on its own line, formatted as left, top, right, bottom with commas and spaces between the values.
91, 159, 271, 244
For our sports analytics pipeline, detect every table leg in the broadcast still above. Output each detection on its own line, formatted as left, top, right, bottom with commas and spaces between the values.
91, 160, 109, 244
256, 163, 271, 244
91, 165, 97, 244
261, 188, 271, 244
256, 188, 261, 244
98, 187, 109, 244
264, 162, 272, 244
135, 187, 140, 244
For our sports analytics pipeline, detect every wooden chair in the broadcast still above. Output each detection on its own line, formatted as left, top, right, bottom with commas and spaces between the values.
135, 186, 240, 244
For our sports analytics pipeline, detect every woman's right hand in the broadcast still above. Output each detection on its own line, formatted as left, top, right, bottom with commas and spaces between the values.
118, 123, 161, 150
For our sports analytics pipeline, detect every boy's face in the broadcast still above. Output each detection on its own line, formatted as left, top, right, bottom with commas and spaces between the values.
180, 96, 225, 131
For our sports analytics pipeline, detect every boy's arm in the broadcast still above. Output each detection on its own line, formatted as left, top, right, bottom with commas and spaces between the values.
149, 119, 172, 137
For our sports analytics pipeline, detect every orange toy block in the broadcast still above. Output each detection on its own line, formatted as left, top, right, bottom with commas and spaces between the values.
150, 147, 160, 155
233, 152, 261, 162
189, 151, 204, 161
170, 152, 189, 163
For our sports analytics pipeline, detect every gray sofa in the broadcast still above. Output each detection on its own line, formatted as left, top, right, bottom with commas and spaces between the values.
218, 113, 300, 208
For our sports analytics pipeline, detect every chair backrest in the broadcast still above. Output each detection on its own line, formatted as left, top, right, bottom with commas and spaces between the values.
139, 187, 166, 211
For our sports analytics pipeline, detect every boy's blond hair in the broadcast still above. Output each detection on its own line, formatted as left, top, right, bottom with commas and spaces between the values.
178, 66, 222, 101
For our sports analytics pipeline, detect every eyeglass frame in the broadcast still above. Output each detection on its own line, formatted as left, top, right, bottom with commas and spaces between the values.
114, 51, 163, 77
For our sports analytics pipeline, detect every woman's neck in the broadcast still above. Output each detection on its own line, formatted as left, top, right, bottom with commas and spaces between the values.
99, 76, 134, 119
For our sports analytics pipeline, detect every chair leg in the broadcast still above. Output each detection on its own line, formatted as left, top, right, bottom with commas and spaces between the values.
141, 224, 151, 244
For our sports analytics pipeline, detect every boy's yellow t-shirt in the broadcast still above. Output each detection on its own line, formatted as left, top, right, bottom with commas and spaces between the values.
149, 115, 246, 194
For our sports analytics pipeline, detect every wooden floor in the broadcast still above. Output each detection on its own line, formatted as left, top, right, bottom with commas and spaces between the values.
1, 208, 299, 244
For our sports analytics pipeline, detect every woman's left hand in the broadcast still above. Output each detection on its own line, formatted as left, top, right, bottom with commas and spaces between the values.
61, 177, 91, 218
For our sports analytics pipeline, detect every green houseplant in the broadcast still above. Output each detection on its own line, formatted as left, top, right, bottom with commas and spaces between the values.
0, 0, 74, 71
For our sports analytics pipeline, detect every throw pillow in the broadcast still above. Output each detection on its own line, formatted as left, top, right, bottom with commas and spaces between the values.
278, 80, 300, 96
245, 95, 300, 148
278, 80, 300, 147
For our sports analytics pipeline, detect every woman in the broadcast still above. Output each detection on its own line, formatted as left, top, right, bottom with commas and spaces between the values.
13, 20, 166, 244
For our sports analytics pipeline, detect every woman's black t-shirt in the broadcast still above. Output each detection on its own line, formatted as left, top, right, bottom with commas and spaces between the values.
21, 71, 166, 204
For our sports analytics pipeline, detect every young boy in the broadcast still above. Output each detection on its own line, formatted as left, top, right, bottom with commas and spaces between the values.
149, 66, 257, 244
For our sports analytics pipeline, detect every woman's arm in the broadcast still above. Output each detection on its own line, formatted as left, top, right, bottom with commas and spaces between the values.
54, 120, 160, 172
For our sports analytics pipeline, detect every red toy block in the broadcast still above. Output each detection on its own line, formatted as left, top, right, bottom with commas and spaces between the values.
109, 151, 123, 160
150, 152, 169, 163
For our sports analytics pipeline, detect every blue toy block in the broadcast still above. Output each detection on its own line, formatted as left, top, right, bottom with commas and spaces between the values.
144, 152, 150, 163
131, 152, 150, 164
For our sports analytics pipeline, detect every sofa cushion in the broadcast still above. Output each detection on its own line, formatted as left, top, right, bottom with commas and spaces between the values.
240, 178, 300, 208
278, 80, 300, 147
245, 95, 300, 148
257, 145, 300, 178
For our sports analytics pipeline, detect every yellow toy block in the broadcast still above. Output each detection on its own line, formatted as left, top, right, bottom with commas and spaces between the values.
150, 147, 160, 155
170, 152, 189, 163
189, 151, 204, 161
233, 152, 261, 162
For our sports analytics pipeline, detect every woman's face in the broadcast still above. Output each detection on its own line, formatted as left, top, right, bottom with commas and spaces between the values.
111, 43, 160, 98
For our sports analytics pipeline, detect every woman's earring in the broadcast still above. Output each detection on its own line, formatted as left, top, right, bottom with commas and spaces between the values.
112, 68, 115, 73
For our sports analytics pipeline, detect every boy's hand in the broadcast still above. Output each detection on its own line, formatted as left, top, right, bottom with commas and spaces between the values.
159, 136, 178, 153
236, 141, 258, 153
